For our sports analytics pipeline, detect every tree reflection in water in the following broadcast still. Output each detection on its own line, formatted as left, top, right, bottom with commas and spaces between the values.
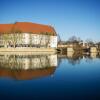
58, 52, 100, 66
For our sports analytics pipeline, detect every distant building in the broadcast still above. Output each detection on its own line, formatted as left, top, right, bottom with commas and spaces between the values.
0, 22, 57, 48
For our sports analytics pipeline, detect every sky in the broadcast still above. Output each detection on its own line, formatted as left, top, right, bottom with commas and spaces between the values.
0, 0, 100, 42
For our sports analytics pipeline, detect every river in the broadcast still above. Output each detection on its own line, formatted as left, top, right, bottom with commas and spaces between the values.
0, 52, 100, 100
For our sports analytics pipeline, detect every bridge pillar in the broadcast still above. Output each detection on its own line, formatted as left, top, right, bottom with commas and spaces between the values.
90, 47, 97, 53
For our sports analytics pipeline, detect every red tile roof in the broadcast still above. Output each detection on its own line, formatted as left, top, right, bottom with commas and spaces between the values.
0, 22, 57, 36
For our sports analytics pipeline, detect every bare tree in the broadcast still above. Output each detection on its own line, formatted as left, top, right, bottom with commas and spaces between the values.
3, 32, 9, 47
45, 32, 51, 48
85, 38, 94, 47
10, 29, 22, 48
68, 36, 77, 42
57, 33, 61, 44
29, 33, 33, 47
39, 34, 44, 48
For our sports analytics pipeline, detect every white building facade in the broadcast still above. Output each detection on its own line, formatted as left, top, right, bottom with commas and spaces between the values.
22, 33, 57, 48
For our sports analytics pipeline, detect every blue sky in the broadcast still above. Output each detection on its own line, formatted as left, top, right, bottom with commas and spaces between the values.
0, 0, 100, 41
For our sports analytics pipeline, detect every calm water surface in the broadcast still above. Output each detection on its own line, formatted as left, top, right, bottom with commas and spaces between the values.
0, 52, 100, 100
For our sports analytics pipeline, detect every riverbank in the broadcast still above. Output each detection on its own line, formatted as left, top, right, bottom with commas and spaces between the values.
0, 47, 57, 55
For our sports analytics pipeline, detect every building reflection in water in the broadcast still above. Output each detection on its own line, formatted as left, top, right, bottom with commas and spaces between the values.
0, 54, 57, 80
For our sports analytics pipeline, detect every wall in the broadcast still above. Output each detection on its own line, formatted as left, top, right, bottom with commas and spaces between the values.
50, 36, 57, 48
0, 33, 57, 48
23, 33, 57, 48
